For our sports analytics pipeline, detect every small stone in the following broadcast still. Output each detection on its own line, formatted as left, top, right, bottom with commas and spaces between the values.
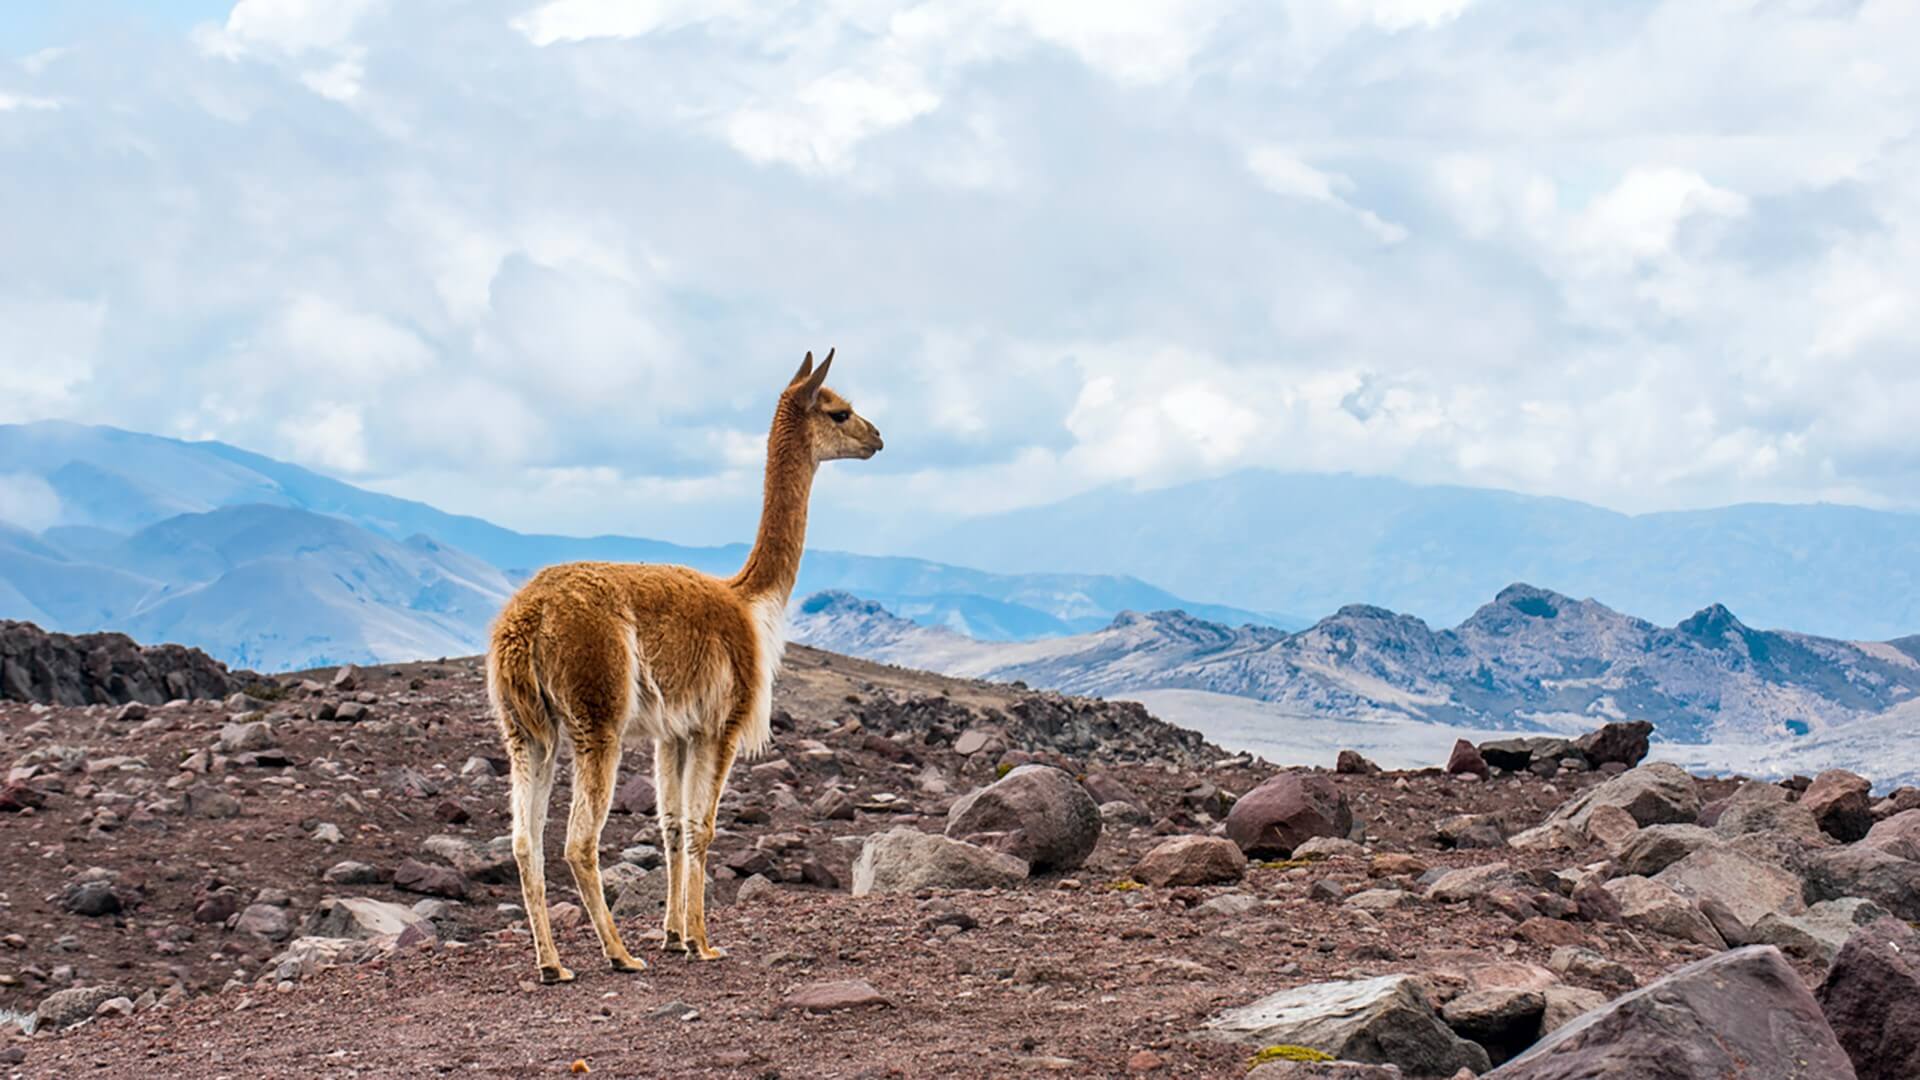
782, 978, 890, 1013
1445, 740, 1489, 779
1133, 835, 1248, 887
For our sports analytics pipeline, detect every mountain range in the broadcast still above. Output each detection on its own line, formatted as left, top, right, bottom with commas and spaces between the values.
904, 470, 1920, 642
789, 584, 1920, 747
0, 421, 1275, 670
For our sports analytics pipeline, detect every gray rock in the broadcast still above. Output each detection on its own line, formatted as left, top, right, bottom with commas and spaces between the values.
1545, 763, 1699, 831
393, 858, 467, 899
31, 985, 125, 1032
1653, 847, 1806, 945
269, 935, 373, 982
1802, 770, 1873, 842
1428, 862, 1525, 904
1486, 946, 1855, 1079
1750, 898, 1890, 965
1201, 974, 1491, 1076
216, 721, 276, 754
1615, 824, 1719, 876
1601, 876, 1726, 949
234, 903, 291, 941
945, 764, 1101, 873
420, 834, 516, 884
850, 828, 1029, 896
303, 897, 435, 942
1802, 846, 1920, 920
322, 860, 388, 885
1860, 808, 1920, 861
1539, 986, 1608, 1034
1712, 782, 1824, 842
184, 785, 242, 818
1442, 988, 1545, 1065
1572, 720, 1652, 768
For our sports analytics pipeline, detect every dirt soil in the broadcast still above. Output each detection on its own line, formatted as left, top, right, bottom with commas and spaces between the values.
3, 648, 1746, 1079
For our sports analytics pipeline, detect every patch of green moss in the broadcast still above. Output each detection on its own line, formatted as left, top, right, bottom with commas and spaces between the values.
1104, 880, 1145, 891
1248, 1044, 1336, 1067
1251, 855, 1325, 871
995, 762, 1014, 779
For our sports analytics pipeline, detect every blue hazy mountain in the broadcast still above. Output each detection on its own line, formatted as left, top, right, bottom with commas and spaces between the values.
0, 422, 1281, 668
908, 470, 1920, 641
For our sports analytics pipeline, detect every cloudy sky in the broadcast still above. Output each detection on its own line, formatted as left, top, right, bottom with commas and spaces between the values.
3, 0, 1918, 551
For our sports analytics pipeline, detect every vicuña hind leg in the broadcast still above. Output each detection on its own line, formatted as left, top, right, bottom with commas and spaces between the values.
654, 737, 689, 952
563, 736, 645, 974
680, 732, 740, 962
507, 736, 571, 983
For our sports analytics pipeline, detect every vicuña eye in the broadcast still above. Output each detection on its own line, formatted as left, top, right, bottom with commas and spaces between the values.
827, 410, 851, 423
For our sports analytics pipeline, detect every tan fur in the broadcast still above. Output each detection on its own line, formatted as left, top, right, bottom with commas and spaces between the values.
487, 352, 881, 980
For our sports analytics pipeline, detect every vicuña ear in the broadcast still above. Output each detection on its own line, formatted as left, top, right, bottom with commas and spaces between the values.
790, 352, 815, 387
796, 349, 833, 405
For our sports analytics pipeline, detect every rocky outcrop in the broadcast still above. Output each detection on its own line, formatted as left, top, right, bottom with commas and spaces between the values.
1817, 917, 1920, 1080
945, 765, 1101, 873
1488, 946, 1856, 1079
1203, 974, 1492, 1076
1652, 847, 1806, 946
1, 620, 237, 705
850, 828, 1029, 895
1226, 773, 1354, 857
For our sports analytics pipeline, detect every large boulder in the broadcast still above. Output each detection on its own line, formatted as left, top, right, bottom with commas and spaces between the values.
1226, 773, 1354, 858
1487, 946, 1855, 1078
1652, 847, 1806, 946
1712, 782, 1824, 842
1751, 898, 1889, 965
1601, 876, 1726, 949
1615, 824, 1718, 877
1545, 763, 1698, 832
1802, 770, 1873, 842
1572, 720, 1652, 768
1802, 846, 1920, 920
1441, 988, 1546, 1065
850, 828, 1028, 896
1817, 917, 1920, 1080
1445, 739, 1489, 779
1860, 808, 1920, 861
945, 764, 1101, 873
1133, 835, 1247, 887
1201, 974, 1492, 1076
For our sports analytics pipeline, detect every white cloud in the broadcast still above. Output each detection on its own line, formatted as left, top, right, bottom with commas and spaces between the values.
220, 0, 384, 55
511, 0, 740, 46
0, 93, 60, 112
1246, 147, 1409, 244
0, 473, 63, 533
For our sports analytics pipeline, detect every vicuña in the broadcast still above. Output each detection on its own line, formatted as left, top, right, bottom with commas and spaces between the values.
487, 351, 882, 981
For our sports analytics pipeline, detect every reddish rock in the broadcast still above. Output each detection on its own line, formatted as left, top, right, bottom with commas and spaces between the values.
611, 774, 656, 816
1336, 750, 1380, 775
782, 978, 890, 1013
1488, 946, 1854, 1079
1861, 808, 1920, 861
393, 858, 467, 899
1225, 773, 1353, 857
1802, 769, 1873, 842
1817, 917, 1920, 1080
0, 781, 46, 813
1445, 740, 1489, 779
1125, 1049, 1165, 1072
1133, 835, 1248, 887
1572, 720, 1653, 768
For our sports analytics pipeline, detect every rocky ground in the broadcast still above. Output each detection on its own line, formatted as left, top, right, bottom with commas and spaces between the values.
3, 635, 1919, 1079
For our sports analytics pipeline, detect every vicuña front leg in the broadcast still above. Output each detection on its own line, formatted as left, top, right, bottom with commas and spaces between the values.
680, 735, 740, 961
655, 737, 689, 953
563, 739, 646, 974
507, 740, 572, 984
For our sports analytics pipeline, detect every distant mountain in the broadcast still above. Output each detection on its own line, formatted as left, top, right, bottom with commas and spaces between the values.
0, 422, 1282, 668
907, 469, 1920, 642
790, 584, 1920, 746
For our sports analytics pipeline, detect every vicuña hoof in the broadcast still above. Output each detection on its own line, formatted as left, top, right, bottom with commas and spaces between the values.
539, 964, 576, 985
609, 954, 648, 973
693, 944, 728, 962
662, 931, 688, 954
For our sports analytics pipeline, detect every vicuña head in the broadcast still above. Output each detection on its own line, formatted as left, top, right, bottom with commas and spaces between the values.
486, 350, 879, 982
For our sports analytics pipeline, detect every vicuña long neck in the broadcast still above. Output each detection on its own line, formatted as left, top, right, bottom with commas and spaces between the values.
731, 402, 815, 603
